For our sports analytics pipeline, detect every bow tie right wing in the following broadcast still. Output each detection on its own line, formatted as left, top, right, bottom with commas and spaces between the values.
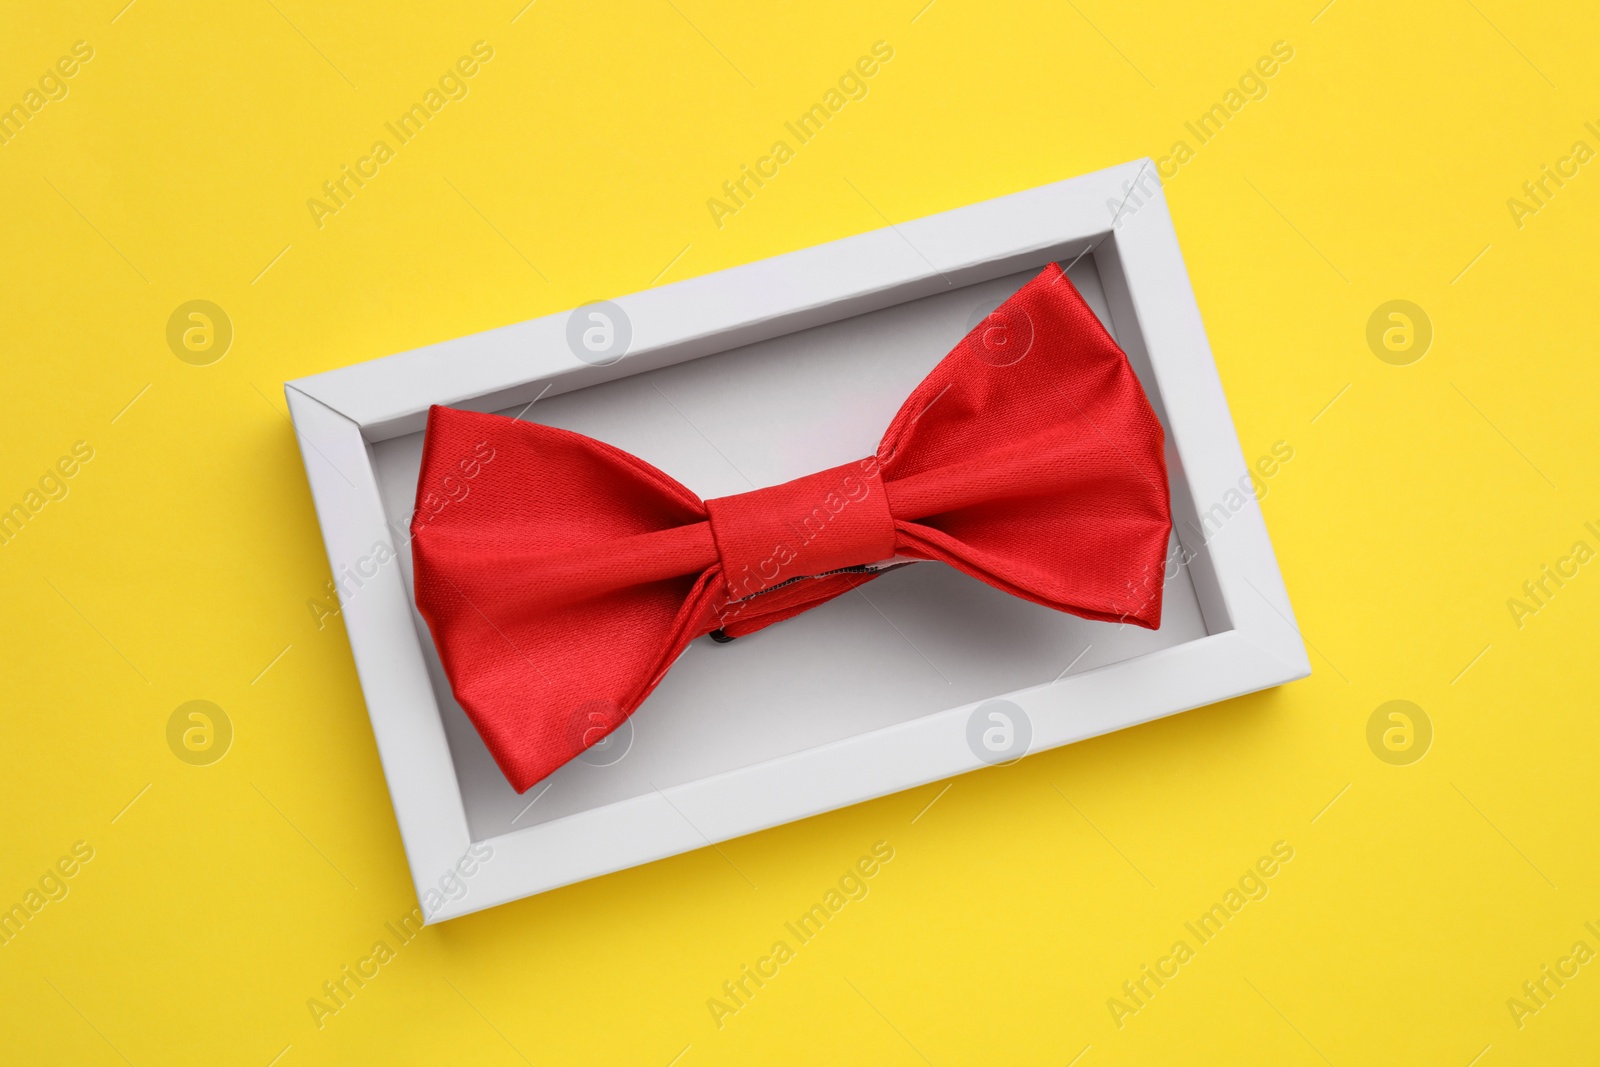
876, 266, 1174, 627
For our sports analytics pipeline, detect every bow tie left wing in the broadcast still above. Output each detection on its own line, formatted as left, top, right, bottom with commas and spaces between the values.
410, 407, 721, 792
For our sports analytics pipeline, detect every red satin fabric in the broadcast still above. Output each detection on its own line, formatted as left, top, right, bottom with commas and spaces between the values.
411, 264, 1172, 792
706, 460, 898, 605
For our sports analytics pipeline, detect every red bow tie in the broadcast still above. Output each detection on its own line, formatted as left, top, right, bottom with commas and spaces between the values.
411, 264, 1172, 792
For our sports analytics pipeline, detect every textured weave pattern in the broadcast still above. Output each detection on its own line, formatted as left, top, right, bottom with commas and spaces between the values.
411, 264, 1172, 792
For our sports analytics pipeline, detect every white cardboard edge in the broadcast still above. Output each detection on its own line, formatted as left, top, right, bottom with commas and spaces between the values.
283, 386, 473, 901
284, 159, 1311, 922
1100, 184, 1310, 676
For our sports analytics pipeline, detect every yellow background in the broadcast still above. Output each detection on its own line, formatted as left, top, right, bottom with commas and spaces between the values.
3, 0, 1596, 1063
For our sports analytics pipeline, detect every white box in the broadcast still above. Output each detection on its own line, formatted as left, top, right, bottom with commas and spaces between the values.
286, 159, 1309, 921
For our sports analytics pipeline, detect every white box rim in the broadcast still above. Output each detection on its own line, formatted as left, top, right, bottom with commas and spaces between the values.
286, 159, 1310, 921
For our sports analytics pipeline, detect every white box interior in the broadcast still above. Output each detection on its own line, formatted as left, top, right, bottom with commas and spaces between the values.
369, 256, 1222, 840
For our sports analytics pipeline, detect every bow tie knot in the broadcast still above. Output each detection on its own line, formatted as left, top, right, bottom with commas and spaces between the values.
705, 456, 898, 611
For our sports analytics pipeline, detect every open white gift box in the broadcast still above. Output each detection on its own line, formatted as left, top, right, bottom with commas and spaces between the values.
286, 159, 1309, 921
